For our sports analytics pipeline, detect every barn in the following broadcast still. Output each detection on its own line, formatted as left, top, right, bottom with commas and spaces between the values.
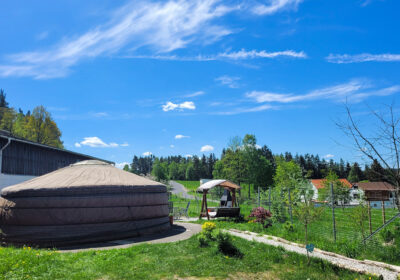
0, 130, 111, 190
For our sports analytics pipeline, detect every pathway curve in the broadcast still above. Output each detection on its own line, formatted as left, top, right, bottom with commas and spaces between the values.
59, 222, 201, 253
226, 229, 400, 280
169, 180, 195, 199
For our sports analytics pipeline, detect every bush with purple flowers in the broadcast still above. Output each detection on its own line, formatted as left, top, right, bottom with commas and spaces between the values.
249, 207, 272, 228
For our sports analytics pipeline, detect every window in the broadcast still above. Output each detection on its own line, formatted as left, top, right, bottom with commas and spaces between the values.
353, 193, 360, 199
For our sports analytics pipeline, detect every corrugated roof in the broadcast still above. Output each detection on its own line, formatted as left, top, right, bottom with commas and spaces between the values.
310, 179, 352, 190
355, 182, 396, 191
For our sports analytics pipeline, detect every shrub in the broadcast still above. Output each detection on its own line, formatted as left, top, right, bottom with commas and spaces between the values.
271, 201, 287, 223
197, 233, 209, 247
284, 221, 295, 232
201, 222, 216, 239
380, 228, 395, 243
215, 230, 243, 258
249, 207, 272, 228
341, 240, 360, 258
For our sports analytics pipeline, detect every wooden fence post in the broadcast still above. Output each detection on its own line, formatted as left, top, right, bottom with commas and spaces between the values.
368, 201, 372, 234
330, 182, 337, 243
288, 187, 293, 224
382, 201, 386, 224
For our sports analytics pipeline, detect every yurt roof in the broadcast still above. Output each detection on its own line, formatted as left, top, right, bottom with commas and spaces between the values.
1, 160, 165, 198
197, 179, 241, 192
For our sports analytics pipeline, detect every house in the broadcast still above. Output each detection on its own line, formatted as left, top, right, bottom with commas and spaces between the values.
309, 178, 362, 205
353, 181, 397, 209
0, 130, 112, 190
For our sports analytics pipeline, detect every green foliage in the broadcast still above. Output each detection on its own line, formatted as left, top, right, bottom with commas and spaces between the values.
347, 162, 363, 183
151, 159, 168, 181
0, 101, 64, 148
380, 227, 395, 243
197, 233, 209, 247
123, 164, 130, 171
215, 230, 243, 258
284, 221, 295, 232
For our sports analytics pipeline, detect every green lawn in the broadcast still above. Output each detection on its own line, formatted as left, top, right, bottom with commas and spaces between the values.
0, 235, 377, 280
196, 207, 400, 265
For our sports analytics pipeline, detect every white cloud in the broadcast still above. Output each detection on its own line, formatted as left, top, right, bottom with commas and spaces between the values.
185, 91, 205, 97
200, 145, 214, 152
215, 104, 275, 115
116, 162, 130, 169
246, 79, 400, 104
175, 134, 190, 139
126, 49, 307, 61
185, 154, 193, 158
120, 143, 129, 147
218, 49, 307, 60
215, 75, 240, 88
75, 136, 126, 148
324, 154, 335, 159
170, 144, 175, 148
92, 112, 109, 118
162, 101, 196, 111
0, 0, 234, 79
251, 0, 303, 15
326, 53, 400, 64
142, 151, 153, 156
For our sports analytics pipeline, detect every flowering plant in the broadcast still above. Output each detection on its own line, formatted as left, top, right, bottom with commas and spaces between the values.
249, 207, 272, 227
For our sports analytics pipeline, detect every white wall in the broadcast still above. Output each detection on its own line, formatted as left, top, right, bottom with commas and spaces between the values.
0, 173, 36, 191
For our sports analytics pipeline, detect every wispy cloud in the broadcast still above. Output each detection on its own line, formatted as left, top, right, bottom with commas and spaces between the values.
142, 151, 153, 156
200, 145, 214, 152
218, 49, 307, 60
175, 134, 190, 139
185, 91, 205, 97
215, 75, 240, 88
215, 104, 275, 115
326, 53, 400, 64
162, 101, 196, 111
75, 136, 127, 148
125, 49, 307, 61
0, 0, 234, 79
246, 79, 400, 104
251, 0, 303, 16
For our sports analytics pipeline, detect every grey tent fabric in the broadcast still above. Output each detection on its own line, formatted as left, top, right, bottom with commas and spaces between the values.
0, 160, 170, 247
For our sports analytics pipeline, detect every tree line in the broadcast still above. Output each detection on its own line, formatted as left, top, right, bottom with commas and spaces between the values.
126, 133, 388, 186
0, 89, 64, 148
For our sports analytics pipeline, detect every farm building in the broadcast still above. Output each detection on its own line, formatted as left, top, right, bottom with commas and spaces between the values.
0, 160, 170, 247
309, 178, 363, 205
0, 130, 111, 190
353, 181, 397, 208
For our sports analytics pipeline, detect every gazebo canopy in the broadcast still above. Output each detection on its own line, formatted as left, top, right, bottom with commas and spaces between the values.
197, 179, 241, 193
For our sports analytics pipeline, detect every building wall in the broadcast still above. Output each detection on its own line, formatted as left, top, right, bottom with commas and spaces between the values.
0, 173, 36, 191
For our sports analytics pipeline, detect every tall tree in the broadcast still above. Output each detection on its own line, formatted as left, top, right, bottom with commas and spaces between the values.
347, 162, 363, 183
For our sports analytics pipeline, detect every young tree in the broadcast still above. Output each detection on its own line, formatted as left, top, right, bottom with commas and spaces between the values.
274, 159, 303, 222
294, 183, 323, 265
351, 202, 369, 245
123, 164, 130, 172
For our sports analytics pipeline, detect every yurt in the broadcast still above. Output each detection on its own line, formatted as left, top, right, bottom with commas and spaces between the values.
0, 160, 170, 247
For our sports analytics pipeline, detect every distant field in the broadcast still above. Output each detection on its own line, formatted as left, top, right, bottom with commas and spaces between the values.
175, 180, 200, 194
0, 236, 377, 280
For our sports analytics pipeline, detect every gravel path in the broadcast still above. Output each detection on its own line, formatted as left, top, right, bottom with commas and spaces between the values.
170, 180, 195, 199
226, 229, 400, 280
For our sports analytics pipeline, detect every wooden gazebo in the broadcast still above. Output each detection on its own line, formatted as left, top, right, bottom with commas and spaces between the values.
197, 179, 241, 220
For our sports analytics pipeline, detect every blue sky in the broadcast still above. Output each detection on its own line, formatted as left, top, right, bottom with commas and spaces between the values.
1, 0, 399, 167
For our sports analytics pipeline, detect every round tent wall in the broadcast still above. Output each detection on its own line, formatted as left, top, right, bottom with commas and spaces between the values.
0, 160, 170, 247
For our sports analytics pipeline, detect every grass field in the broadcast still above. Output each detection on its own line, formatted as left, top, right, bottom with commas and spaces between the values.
175, 180, 200, 195
0, 236, 378, 280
